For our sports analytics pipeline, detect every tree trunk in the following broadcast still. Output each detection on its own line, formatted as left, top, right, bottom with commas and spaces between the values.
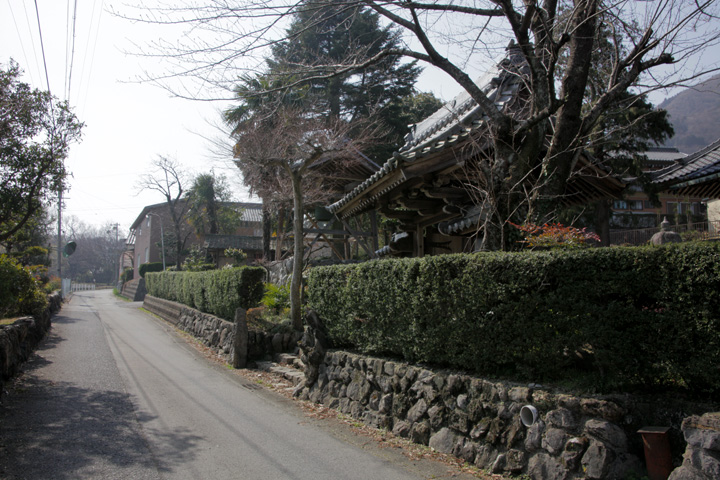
276, 208, 285, 261
541, 0, 598, 200
262, 204, 271, 260
595, 200, 611, 246
289, 171, 304, 332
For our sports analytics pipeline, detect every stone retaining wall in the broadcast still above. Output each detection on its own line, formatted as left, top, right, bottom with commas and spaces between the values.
0, 292, 62, 393
295, 346, 716, 480
120, 278, 146, 301
142, 295, 301, 362
669, 413, 720, 479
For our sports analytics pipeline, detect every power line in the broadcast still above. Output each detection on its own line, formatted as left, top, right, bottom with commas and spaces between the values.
77, 0, 104, 117
5, 0, 37, 85
66, 0, 79, 102
32, 0, 53, 102
20, 0, 44, 86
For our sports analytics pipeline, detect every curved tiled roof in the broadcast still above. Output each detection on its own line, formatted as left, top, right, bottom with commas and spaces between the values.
327, 47, 528, 216
652, 138, 720, 185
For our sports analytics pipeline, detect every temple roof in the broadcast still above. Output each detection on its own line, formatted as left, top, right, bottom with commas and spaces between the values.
327, 47, 530, 219
652, 138, 720, 198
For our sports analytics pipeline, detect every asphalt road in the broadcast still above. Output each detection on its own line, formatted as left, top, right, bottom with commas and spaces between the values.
0, 290, 476, 480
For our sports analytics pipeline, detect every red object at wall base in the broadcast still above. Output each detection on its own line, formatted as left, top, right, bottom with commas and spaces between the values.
638, 427, 673, 480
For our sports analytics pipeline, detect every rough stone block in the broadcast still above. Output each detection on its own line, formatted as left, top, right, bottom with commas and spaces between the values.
407, 398, 429, 423
509, 386, 530, 403
584, 418, 628, 451
428, 404, 447, 430
457, 440, 479, 463
581, 439, 615, 480
474, 445, 498, 469
449, 409, 469, 434
505, 449, 527, 473
581, 398, 625, 423
410, 420, 430, 445
546, 407, 577, 429
528, 452, 568, 480
524, 420, 545, 451
561, 437, 588, 471
504, 416, 524, 447
392, 420, 411, 437
378, 393, 393, 414
542, 428, 569, 455
684, 446, 720, 479
491, 453, 506, 473
683, 413, 720, 451
429, 427, 461, 454
668, 465, 713, 480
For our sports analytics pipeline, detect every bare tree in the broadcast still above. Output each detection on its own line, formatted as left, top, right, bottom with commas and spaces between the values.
117, 0, 720, 248
233, 105, 378, 330
136, 156, 192, 268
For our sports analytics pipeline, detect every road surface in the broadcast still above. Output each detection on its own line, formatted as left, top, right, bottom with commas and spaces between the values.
0, 290, 477, 479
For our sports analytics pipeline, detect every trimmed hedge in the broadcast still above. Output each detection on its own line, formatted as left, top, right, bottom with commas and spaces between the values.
145, 266, 264, 321
139, 262, 165, 278
307, 243, 720, 396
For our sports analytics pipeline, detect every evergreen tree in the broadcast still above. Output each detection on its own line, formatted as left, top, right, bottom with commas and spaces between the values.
267, 0, 433, 159
186, 173, 242, 236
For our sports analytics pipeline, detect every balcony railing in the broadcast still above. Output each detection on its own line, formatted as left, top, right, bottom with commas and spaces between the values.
609, 220, 720, 246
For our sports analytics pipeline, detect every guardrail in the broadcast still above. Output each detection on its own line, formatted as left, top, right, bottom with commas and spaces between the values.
71, 283, 96, 291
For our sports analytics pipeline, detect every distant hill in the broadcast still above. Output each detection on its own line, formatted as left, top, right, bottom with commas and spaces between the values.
659, 74, 720, 155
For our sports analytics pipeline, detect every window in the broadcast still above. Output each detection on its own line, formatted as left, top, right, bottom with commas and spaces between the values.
613, 200, 628, 210
643, 200, 656, 209
145, 247, 149, 263
147, 216, 152, 227
628, 200, 643, 210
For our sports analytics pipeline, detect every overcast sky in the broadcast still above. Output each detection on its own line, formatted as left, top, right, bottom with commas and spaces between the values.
2, 1, 718, 238
1, 0, 256, 237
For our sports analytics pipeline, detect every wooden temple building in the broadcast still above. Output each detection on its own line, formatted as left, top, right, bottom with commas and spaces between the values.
325, 47, 625, 257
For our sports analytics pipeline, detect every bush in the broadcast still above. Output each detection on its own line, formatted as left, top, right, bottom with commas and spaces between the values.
139, 262, 164, 278
120, 268, 134, 283
0, 255, 48, 319
145, 266, 265, 321
307, 243, 720, 397
261, 283, 291, 315
183, 245, 215, 271
225, 247, 248, 265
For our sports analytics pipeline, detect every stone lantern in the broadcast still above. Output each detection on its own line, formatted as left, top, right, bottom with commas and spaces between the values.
650, 217, 682, 245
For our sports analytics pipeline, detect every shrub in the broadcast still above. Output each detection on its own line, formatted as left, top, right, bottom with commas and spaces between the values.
225, 247, 248, 265
44, 275, 61, 293
120, 267, 134, 283
183, 245, 215, 271
139, 262, 164, 278
307, 243, 720, 397
0, 255, 48, 319
261, 283, 291, 315
145, 266, 265, 321
511, 222, 601, 249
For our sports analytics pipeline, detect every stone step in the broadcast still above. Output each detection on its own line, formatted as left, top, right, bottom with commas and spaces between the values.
256, 361, 305, 386
273, 352, 306, 372
274, 352, 297, 365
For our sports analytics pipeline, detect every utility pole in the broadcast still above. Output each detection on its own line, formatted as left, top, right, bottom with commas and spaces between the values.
107, 223, 120, 284
57, 190, 62, 277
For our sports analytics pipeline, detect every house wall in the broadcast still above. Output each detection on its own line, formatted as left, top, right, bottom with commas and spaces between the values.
133, 215, 153, 279
611, 189, 706, 229
708, 199, 720, 227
